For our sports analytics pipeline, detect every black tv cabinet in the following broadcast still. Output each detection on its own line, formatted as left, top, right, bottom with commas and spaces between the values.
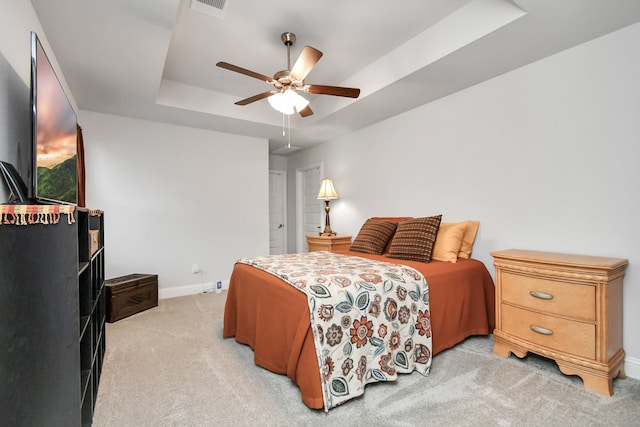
0, 206, 106, 426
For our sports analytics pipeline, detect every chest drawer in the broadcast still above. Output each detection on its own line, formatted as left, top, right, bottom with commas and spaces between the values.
501, 271, 595, 321
501, 304, 595, 359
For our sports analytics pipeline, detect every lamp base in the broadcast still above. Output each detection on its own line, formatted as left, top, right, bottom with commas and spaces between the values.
320, 200, 337, 237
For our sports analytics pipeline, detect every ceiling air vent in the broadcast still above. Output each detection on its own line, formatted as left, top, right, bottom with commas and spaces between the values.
190, 0, 227, 19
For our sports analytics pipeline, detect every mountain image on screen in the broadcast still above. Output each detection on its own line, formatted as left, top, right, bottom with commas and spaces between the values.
37, 155, 77, 204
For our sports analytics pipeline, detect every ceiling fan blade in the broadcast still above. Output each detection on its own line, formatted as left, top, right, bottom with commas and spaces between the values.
290, 46, 323, 81
298, 105, 313, 117
235, 91, 277, 106
216, 62, 273, 83
305, 84, 360, 98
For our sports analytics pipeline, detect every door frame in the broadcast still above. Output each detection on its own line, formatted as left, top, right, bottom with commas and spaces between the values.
295, 161, 323, 253
269, 169, 287, 254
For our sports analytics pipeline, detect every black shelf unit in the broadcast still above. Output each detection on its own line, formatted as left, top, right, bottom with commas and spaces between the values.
0, 206, 106, 426
78, 210, 106, 426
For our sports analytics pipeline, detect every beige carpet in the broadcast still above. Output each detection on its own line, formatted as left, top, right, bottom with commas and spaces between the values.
93, 292, 640, 426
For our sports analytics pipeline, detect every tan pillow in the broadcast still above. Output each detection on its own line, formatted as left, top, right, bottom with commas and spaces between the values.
458, 221, 480, 259
386, 215, 442, 263
432, 222, 467, 263
350, 219, 397, 255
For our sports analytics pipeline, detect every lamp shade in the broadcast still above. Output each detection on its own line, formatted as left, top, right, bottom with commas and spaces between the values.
268, 89, 309, 115
317, 178, 339, 200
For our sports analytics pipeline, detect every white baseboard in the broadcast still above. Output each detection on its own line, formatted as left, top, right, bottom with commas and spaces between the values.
625, 355, 640, 380
158, 280, 228, 299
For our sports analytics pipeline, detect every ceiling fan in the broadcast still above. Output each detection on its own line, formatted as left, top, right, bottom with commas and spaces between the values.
216, 32, 360, 117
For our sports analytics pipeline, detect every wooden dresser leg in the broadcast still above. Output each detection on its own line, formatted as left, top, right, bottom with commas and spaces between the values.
493, 339, 512, 358
493, 334, 528, 359
581, 374, 614, 397
556, 361, 624, 397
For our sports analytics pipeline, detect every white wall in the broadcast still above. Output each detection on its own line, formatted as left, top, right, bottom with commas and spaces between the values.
287, 23, 640, 378
269, 154, 287, 171
80, 111, 269, 297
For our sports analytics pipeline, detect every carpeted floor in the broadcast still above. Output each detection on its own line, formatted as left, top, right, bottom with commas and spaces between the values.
92, 292, 640, 426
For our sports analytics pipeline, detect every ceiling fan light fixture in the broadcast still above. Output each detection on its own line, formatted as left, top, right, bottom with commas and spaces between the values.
217, 32, 359, 118
268, 89, 309, 115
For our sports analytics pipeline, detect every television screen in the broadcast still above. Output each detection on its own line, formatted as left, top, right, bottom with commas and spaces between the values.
31, 32, 78, 205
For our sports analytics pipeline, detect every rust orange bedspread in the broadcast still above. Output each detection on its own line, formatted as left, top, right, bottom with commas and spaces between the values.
223, 250, 495, 409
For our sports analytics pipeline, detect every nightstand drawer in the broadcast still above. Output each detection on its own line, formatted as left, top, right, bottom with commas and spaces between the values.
501, 304, 595, 359
501, 272, 595, 321
306, 235, 352, 253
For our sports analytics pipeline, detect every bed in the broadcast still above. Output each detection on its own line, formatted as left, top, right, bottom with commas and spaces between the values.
223, 217, 495, 410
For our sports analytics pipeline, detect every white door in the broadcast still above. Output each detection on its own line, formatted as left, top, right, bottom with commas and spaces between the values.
296, 163, 324, 252
269, 170, 286, 255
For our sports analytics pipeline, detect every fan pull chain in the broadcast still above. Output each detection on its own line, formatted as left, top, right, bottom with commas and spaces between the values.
288, 115, 291, 149
280, 113, 292, 149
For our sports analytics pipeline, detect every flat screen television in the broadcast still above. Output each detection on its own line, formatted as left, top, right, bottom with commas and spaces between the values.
30, 31, 78, 205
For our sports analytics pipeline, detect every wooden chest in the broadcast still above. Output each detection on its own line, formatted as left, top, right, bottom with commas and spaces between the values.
105, 274, 158, 322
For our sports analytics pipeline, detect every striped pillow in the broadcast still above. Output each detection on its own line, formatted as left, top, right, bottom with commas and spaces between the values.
386, 215, 442, 263
350, 219, 398, 255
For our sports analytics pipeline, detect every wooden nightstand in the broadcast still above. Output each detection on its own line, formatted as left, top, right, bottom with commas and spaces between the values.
491, 249, 627, 396
306, 234, 352, 253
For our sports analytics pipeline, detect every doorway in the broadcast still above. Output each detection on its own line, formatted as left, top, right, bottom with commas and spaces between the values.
269, 170, 287, 255
295, 162, 324, 252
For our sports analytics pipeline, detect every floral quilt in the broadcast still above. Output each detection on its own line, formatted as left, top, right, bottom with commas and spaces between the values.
237, 251, 432, 410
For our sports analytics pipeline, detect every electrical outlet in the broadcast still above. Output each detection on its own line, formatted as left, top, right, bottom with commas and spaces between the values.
192, 264, 200, 274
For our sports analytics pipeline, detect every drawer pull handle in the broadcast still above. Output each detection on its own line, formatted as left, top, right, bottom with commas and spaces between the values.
530, 291, 553, 300
530, 325, 553, 335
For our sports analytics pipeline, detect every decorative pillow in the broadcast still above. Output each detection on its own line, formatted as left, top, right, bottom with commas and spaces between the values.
386, 215, 442, 263
458, 221, 480, 259
350, 219, 398, 255
370, 217, 413, 223
370, 217, 413, 253
432, 222, 467, 263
